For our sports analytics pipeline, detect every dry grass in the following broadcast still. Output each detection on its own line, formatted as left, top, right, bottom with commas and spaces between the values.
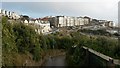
3, 49, 65, 66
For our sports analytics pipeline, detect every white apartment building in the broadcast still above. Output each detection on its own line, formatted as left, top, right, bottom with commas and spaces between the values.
70, 17, 75, 26
66, 17, 71, 26
57, 16, 64, 27
52, 16, 90, 28
11, 12, 20, 19
0, 9, 6, 16
0, 9, 20, 19
74, 17, 79, 26
0, 9, 1, 14
84, 18, 89, 25
78, 17, 85, 26
7, 11, 12, 18
63, 16, 67, 27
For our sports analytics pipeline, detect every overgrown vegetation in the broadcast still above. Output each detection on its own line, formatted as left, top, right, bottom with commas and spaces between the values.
65, 32, 119, 66
2, 16, 120, 66
2, 17, 44, 66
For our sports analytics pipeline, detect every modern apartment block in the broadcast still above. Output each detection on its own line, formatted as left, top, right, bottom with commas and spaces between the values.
49, 16, 91, 28
47, 15, 114, 28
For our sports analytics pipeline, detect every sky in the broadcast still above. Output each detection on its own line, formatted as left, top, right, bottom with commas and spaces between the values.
1, 0, 120, 26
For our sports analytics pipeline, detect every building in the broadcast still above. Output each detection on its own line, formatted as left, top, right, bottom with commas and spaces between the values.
0, 9, 20, 19
57, 16, 64, 27
70, 17, 75, 26
48, 16, 91, 28
35, 20, 39, 23
11, 12, 20, 19
84, 16, 91, 25
66, 16, 71, 26
29, 20, 35, 23
0, 9, 6, 16
74, 17, 79, 26
98, 20, 113, 27
107, 21, 113, 27
84, 17, 90, 25
77, 17, 85, 26
24, 20, 29, 24
35, 20, 51, 34
40, 21, 51, 34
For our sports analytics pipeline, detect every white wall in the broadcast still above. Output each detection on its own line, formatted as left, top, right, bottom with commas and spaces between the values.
58, 16, 64, 27
40, 23, 51, 33
80, 18, 85, 25
24, 20, 29, 23
35, 20, 39, 23
0, 9, 1, 13
29, 20, 35, 23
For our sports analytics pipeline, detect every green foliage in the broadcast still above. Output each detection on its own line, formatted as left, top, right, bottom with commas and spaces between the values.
66, 32, 119, 65
2, 16, 120, 66
2, 17, 42, 65
2, 17, 18, 53
32, 44, 42, 61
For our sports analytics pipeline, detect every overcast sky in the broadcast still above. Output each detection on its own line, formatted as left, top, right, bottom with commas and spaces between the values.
1, 0, 120, 26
